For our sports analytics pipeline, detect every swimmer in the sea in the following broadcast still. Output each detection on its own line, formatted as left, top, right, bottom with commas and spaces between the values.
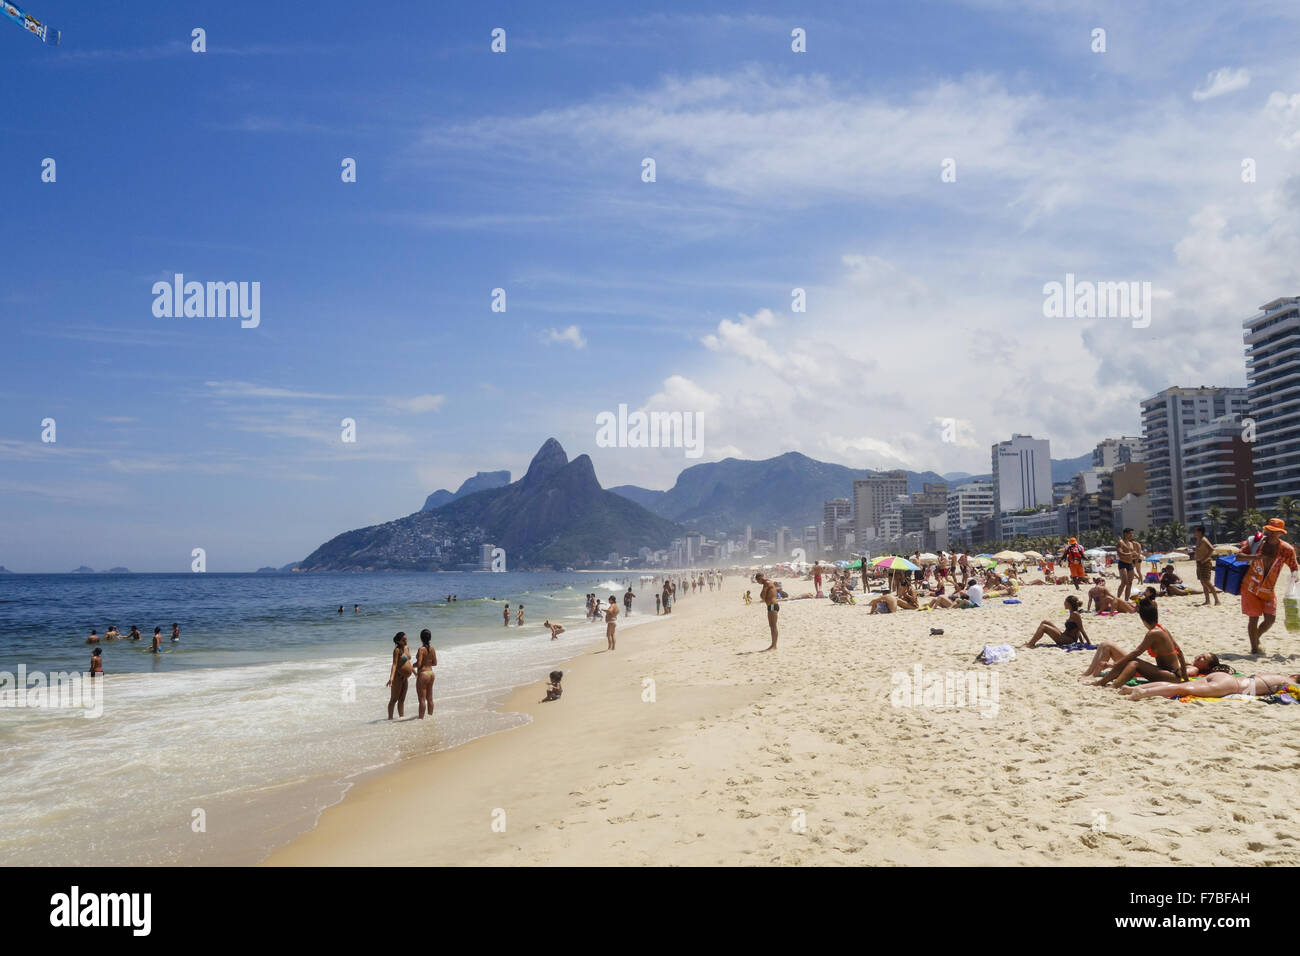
151, 627, 162, 653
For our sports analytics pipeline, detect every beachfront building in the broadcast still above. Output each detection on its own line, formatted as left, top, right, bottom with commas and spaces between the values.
1110, 461, 1150, 533
991, 435, 1051, 537
479, 543, 495, 571
1001, 507, 1068, 538
1181, 416, 1255, 525
1140, 386, 1249, 526
776, 527, 790, 559
852, 472, 908, 548
1243, 296, 1300, 512
1065, 468, 1115, 537
823, 499, 851, 554
946, 480, 995, 544
685, 531, 704, 565
1093, 437, 1143, 469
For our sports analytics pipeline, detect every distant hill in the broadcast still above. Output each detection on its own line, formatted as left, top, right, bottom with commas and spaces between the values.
611, 452, 1101, 533
0, 566, 13, 574
299, 439, 682, 571
609, 453, 946, 533
422, 470, 511, 511
1051, 452, 1093, 483
70, 566, 94, 574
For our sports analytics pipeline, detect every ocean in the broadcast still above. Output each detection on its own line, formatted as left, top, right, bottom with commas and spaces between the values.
0, 571, 671, 865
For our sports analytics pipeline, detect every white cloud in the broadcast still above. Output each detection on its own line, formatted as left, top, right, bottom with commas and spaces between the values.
544, 325, 588, 349
1192, 67, 1251, 101
388, 394, 446, 413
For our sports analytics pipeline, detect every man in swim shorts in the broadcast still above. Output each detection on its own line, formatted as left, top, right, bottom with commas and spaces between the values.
758, 573, 779, 651
1193, 525, 1220, 606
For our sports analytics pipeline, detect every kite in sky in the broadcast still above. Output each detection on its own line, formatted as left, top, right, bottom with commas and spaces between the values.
2, 1, 59, 45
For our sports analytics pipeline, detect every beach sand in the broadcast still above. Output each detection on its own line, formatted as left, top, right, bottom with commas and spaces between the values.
265, 578, 1300, 866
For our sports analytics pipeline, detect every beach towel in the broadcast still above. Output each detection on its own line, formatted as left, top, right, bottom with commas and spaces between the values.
1030, 641, 1096, 652
1002, 599, 1021, 604
975, 644, 1016, 664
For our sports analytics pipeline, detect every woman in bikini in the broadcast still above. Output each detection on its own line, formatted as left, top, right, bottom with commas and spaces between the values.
1086, 599, 1188, 687
1121, 670, 1299, 701
1023, 595, 1089, 647
386, 631, 413, 720
414, 628, 437, 719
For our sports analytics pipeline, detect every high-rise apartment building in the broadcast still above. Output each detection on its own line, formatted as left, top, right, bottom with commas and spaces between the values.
852, 472, 908, 547
1243, 297, 1300, 512
1092, 437, 1143, 469
1140, 386, 1249, 526
991, 435, 1052, 536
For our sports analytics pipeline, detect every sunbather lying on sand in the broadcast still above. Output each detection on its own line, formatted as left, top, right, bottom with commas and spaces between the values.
1120, 671, 1299, 700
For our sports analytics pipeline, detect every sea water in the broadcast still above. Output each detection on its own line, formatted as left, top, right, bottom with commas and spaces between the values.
0, 571, 662, 864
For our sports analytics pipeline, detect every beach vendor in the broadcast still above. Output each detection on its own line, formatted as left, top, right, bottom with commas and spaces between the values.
1063, 538, 1086, 590
1236, 517, 1298, 655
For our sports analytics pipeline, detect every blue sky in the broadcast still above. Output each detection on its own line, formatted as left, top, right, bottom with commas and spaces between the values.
3, 0, 1298, 570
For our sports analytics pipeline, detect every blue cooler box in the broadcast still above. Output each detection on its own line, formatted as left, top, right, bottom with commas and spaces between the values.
1214, 555, 1249, 595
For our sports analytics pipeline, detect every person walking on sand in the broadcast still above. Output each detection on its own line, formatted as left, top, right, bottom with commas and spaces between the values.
757, 573, 779, 651
1116, 528, 1141, 602
386, 631, 413, 719
414, 629, 437, 719
1193, 526, 1221, 607
604, 595, 619, 651
1236, 517, 1298, 655
1064, 538, 1087, 590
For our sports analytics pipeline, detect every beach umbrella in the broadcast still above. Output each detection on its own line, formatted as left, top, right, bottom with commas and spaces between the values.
993, 550, 1025, 562
1164, 551, 1191, 562
1145, 553, 1166, 563
1211, 544, 1238, 556
975, 553, 994, 559
1023, 550, 1044, 560
916, 552, 939, 565
870, 556, 920, 572
977, 557, 998, 568
1084, 548, 1107, 557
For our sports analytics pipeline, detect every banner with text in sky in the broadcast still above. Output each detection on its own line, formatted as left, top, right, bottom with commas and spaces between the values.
2, 1, 59, 45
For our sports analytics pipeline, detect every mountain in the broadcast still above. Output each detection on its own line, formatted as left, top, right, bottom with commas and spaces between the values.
70, 566, 94, 574
609, 453, 948, 533
611, 452, 1103, 534
0, 566, 13, 574
298, 439, 682, 571
421, 470, 511, 511
1051, 453, 1094, 483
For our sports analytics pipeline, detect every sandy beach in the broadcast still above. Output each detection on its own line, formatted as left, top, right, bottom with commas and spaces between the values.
266, 577, 1300, 866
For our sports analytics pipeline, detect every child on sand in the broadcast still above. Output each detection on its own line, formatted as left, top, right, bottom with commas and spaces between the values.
542, 670, 563, 702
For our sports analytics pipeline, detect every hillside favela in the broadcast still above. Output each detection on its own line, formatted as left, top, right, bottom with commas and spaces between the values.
3, 0, 1299, 936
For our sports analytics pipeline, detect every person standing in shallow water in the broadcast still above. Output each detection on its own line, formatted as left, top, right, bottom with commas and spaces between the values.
757, 573, 779, 651
604, 595, 619, 651
503, 603, 510, 627
414, 629, 437, 719
386, 631, 413, 719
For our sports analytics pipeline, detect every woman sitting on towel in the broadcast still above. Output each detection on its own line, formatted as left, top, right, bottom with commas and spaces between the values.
1085, 599, 1189, 687
895, 581, 920, 610
1121, 669, 1298, 701
868, 592, 899, 614
1023, 595, 1089, 647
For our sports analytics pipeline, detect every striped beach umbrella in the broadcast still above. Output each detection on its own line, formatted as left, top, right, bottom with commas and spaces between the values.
870, 556, 920, 572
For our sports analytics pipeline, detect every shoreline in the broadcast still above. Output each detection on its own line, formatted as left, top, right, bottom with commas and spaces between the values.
266, 577, 1300, 867
262, 595, 722, 866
